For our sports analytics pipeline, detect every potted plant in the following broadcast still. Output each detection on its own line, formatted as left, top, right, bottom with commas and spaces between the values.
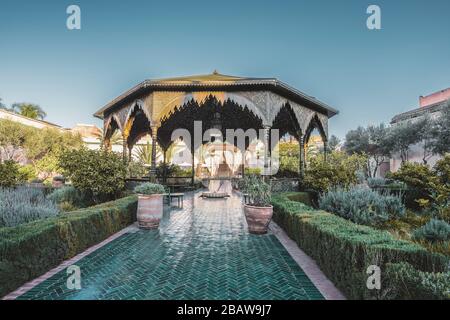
241, 175, 272, 234
134, 182, 166, 229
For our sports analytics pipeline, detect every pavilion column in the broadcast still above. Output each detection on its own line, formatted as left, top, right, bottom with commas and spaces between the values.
241, 151, 245, 178
323, 139, 328, 162
262, 125, 271, 176
150, 125, 159, 182
162, 148, 167, 183
298, 132, 306, 179
128, 144, 133, 162
191, 140, 195, 186
122, 133, 129, 163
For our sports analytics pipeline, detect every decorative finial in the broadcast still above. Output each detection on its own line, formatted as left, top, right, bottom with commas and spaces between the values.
213, 69, 219, 75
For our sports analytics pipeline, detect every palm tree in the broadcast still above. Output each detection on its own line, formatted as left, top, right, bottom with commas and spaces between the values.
93, 128, 123, 149
11, 103, 47, 120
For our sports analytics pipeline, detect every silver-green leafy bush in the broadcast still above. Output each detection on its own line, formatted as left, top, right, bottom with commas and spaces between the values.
319, 186, 405, 226
0, 187, 59, 227
241, 175, 271, 207
134, 182, 166, 195
412, 219, 450, 243
367, 177, 388, 188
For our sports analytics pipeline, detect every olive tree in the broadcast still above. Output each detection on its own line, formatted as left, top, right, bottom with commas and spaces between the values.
344, 124, 391, 178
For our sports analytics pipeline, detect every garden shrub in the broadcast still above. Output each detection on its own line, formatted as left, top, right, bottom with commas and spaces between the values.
412, 219, 450, 243
244, 167, 261, 176
127, 160, 147, 178
0, 195, 137, 297
271, 192, 448, 300
303, 151, 366, 193
319, 187, 405, 226
384, 262, 450, 300
134, 182, 166, 195
0, 160, 26, 188
367, 177, 387, 188
0, 187, 59, 227
58, 148, 127, 203
47, 186, 93, 210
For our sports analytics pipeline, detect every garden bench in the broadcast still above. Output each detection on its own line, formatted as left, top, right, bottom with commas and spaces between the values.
164, 193, 184, 208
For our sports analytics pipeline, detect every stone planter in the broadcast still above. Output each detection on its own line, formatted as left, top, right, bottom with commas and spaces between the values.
137, 194, 164, 229
243, 204, 273, 234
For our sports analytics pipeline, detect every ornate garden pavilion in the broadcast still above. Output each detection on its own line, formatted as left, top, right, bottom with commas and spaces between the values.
94, 72, 338, 183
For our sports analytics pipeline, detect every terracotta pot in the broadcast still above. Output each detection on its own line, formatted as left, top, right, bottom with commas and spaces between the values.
137, 194, 164, 229
243, 204, 273, 234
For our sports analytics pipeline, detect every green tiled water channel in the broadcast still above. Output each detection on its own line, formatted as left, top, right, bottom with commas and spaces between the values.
18, 193, 324, 300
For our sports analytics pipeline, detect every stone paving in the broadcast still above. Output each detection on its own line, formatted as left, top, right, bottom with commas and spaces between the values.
14, 193, 325, 300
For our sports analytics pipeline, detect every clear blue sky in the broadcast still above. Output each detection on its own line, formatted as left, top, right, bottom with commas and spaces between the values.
1, 0, 449, 138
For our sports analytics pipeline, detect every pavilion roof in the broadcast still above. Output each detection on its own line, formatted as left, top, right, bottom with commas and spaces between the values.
94, 71, 339, 118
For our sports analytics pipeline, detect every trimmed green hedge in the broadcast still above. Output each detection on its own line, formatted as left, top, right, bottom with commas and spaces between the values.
272, 193, 449, 300
0, 196, 137, 297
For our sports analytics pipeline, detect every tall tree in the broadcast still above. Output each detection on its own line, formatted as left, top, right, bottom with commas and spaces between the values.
344, 124, 391, 177
416, 116, 436, 164
387, 120, 423, 164
11, 103, 47, 120
327, 135, 341, 152
431, 107, 450, 156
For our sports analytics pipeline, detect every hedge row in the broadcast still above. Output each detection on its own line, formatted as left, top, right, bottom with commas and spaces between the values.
271, 192, 449, 300
0, 196, 137, 297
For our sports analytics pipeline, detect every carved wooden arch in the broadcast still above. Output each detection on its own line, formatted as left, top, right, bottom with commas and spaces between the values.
104, 113, 123, 137
271, 102, 303, 138
304, 113, 328, 143
155, 91, 269, 125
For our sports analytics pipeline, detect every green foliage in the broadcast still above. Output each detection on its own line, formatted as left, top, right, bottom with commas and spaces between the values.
271, 192, 448, 300
384, 262, 450, 300
244, 167, 261, 176
0, 196, 137, 297
0, 160, 26, 187
286, 192, 314, 207
11, 103, 46, 120
303, 151, 366, 193
156, 163, 192, 177
0, 187, 59, 227
412, 219, 450, 243
327, 135, 341, 152
387, 120, 426, 163
0, 119, 30, 161
390, 162, 436, 193
58, 149, 127, 203
47, 186, 92, 210
18, 164, 37, 182
277, 141, 299, 177
390, 160, 450, 212
431, 107, 450, 156
127, 160, 147, 178
134, 182, 166, 195
241, 175, 271, 207
319, 187, 405, 226
367, 177, 388, 188
345, 124, 391, 177
434, 154, 450, 186
0, 119, 82, 178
